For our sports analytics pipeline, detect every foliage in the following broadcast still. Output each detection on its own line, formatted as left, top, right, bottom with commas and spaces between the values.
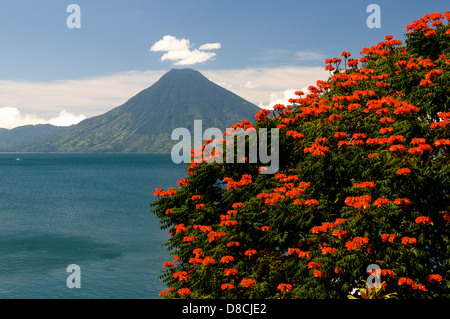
152, 12, 450, 299
347, 281, 398, 299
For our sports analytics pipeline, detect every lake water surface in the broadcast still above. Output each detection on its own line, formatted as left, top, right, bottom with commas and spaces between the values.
0, 153, 186, 298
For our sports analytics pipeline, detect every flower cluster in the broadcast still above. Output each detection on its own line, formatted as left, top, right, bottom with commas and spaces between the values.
345, 237, 369, 250
240, 278, 255, 288
345, 196, 371, 209
398, 277, 427, 291
304, 137, 329, 156
223, 174, 252, 191
415, 216, 432, 225
381, 233, 396, 243
153, 187, 177, 197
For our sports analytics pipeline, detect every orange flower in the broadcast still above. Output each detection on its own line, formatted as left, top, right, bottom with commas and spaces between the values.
308, 261, 322, 269
434, 139, 450, 146
380, 127, 394, 134
398, 277, 427, 291
202, 256, 216, 266
244, 249, 257, 259
240, 278, 255, 288
373, 198, 390, 206
277, 283, 293, 292
380, 269, 397, 277
286, 130, 305, 139
261, 226, 270, 231
426, 274, 443, 282
223, 174, 252, 191
174, 223, 188, 233
347, 59, 359, 68
207, 231, 226, 242
313, 270, 323, 277
401, 237, 417, 244
177, 288, 191, 296
332, 229, 349, 239
173, 271, 189, 282
227, 241, 240, 247
183, 236, 196, 242
393, 198, 411, 206
177, 178, 190, 186
159, 290, 169, 296
345, 195, 371, 209
389, 145, 406, 152
192, 248, 203, 257
231, 202, 244, 210
415, 216, 432, 225
380, 116, 395, 124
221, 283, 235, 290
173, 256, 182, 262
311, 222, 335, 234
353, 181, 375, 188
397, 168, 411, 175
334, 131, 347, 139
220, 255, 235, 264
381, 233, 396, 243
345, 237, 369, 250
255, 108, 271, 122
163, 261, 174, 268
153, 187, 177, 197
224, 268, 238, 276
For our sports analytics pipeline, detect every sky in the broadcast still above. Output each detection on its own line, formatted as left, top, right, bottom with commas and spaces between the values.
0, 0, 448, 129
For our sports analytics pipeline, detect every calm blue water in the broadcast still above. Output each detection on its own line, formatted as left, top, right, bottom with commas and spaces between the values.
0, 153, 186, 299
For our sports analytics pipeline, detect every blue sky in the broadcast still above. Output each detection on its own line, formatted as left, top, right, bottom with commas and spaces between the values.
0, 0, 448, 128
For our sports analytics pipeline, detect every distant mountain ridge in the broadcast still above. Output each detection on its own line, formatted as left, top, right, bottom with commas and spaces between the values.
21, 68, 260, 153
0, 124, 69, 151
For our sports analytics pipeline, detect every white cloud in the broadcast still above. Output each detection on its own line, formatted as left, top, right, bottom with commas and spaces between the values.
202, 66, 328, 109
48, 111, 86, 127
0, 66, 329, 129
0, 107, 45, 129
150, 35, 220, 65
265, 89, 300, 109
150, 35, 190, 52
199, 43, 221, 50
244, 80, 259, 89
0, 107, 85, 129
295, 50, 326, 62
0, 70, 166, 129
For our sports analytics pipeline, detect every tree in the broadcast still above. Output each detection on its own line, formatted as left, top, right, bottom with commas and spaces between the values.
152, 12, 449, 299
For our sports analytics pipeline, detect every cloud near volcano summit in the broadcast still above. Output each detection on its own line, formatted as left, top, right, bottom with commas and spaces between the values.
150, 35, 221, 66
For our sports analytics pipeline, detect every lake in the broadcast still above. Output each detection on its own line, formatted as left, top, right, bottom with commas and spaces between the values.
0, 153, 186, 299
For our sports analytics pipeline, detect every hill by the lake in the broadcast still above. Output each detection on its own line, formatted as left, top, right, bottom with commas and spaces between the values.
0, 124, 69, 152
20, 68, 260, 153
